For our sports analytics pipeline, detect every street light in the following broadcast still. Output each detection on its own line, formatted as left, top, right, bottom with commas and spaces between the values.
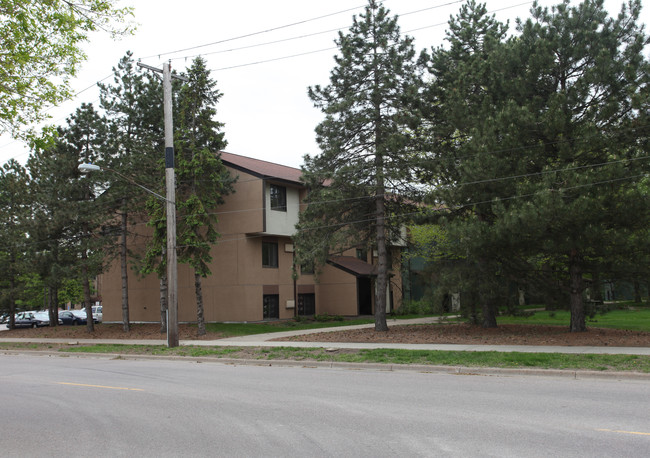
78, 162, 179, 348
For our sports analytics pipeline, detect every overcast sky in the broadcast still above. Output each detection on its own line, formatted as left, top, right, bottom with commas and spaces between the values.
0, 0, 647, 169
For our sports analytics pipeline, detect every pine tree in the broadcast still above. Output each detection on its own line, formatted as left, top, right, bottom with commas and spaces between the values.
144, 57, 234, 336
27, 103, 110, 331
424, 0, 650, 331
296, 0, 424, 331
421, 0, 511, 328
99, 52, 164, 332
0, 160, 30, 329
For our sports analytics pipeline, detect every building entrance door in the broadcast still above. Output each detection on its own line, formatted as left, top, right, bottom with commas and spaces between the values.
357, 277, 372, 315
298, 293, 316, 316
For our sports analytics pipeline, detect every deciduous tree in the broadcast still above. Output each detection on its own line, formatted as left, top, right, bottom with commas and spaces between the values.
0, 0, 134, 137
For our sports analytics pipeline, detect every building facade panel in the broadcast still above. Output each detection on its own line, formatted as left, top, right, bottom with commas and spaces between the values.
99, 152, 404, 324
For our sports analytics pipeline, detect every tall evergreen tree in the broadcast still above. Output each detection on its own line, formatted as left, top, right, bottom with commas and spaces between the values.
424, 0, 650, 331
296, 0, 424, 331
99, 52, 164, 332
27, 103, 109, 331
421, 0, 511, 328
0, 160, 30, 329
144, 57, 234, 335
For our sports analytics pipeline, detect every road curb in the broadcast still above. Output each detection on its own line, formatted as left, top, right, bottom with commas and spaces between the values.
2, 349, 649, 380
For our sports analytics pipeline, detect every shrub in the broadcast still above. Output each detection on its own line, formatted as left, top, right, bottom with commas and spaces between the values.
314, 313, 344, 322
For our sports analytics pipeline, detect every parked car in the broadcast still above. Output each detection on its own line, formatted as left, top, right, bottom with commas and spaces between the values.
33, 311, 62, 327
72, 309, 96, 323
58, 310, 86, 326
92, 305, 102, 323
13, 311, 38, 328
0, 313, 9, 324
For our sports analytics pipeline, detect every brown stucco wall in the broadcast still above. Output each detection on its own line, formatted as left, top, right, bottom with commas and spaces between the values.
99, 164, 404, 324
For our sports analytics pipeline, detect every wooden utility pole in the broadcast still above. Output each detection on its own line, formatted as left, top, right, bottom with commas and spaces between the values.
162, 62, 178, 347
138, 61, 186, 347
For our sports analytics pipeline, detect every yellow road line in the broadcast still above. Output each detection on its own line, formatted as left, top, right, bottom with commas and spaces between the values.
597, 429, 650, 437
58, 382, 144, 391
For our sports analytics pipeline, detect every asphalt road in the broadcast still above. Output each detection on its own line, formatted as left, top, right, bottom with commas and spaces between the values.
1, 354, 648, 457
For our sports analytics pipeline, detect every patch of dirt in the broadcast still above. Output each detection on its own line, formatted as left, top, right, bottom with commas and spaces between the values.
280, 323, 650, 347
0, 323, 224, 341
3, 322, 650, 347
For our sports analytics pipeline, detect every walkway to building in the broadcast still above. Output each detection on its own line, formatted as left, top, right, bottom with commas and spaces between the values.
2, 316, 649, 355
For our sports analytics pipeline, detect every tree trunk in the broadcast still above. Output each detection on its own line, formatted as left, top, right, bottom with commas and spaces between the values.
195, 272, 205, 336
591, 268, 603, 302
634, 280, 642, 304
481, 297, 498, 328
7, 249, 17, 329
478, 259, 497, 328
568, 250, 586, 332
8, 277, 16, 330
48, 286, 58, 326
120, 205, 130, 332
81, 254, 95, 332
374, 181, 389, 331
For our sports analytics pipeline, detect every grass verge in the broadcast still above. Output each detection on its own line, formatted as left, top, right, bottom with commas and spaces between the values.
497, 307, 650, 332
1, 342, 648, 373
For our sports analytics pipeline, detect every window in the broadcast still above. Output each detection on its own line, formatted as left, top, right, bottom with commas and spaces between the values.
300, 260, 314, 275
262, 241, 278, 268
356, 248, 368, 261
270, 184, 287, 211
263, 295, 280, 319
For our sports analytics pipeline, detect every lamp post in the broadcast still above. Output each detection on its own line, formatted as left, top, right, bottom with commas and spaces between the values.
78, 162, 179, 348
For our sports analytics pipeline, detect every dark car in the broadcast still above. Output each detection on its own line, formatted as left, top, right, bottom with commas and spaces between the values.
34, 311, 62, 327
58, 310, 87, 326
72, 309, 95, 323
13, 312, 39, 328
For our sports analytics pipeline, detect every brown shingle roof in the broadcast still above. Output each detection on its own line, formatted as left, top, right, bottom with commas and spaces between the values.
327, 256, 377, 277
219, 151, 303, 185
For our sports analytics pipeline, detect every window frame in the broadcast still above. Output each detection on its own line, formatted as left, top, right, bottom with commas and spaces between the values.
262, 241, 279, 268
270, 184, 287, 212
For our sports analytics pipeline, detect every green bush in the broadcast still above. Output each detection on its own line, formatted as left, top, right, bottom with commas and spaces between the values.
394, 299, 438, 316
314, 313, 344, 322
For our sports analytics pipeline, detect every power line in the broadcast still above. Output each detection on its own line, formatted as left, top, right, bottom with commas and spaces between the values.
445, 155, 650, 188
167, 1, 530, 73
1, 170, 645, 253
138, 4, 368, 60
162, 0, 469, 64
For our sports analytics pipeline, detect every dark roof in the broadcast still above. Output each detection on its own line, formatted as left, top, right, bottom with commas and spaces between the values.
219, 151, 303, 185
327, 256, 377, 277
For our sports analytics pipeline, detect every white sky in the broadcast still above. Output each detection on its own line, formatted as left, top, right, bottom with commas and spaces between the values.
0, 0, 647, 169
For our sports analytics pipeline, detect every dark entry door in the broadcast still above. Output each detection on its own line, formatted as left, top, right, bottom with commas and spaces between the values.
263, 294, 279, 319
298, 293, 316, 316
357, 277, 372, 315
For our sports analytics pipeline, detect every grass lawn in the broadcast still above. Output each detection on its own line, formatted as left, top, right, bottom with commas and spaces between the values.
2, 302, 648, 373
497, 305, 650, 332
0, 342, 640, 373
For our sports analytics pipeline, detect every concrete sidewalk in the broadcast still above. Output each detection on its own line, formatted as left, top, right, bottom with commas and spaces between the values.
1, 316, 649, 355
